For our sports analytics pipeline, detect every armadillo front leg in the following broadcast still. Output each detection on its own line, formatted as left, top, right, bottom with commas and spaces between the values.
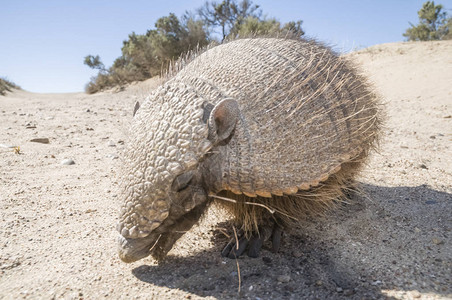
221, 222, 283, 258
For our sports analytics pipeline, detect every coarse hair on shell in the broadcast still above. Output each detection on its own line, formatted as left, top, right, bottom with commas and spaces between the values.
215, 147, 378, 236
161, 33, 383, 237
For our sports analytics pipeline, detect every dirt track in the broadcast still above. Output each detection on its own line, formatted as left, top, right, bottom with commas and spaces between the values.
1, 41, 451, 299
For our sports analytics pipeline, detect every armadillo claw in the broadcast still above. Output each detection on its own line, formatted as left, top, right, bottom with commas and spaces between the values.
221, 224, 283, 258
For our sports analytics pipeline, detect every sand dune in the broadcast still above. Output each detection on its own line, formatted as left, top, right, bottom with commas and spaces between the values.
0, 40, 451, 299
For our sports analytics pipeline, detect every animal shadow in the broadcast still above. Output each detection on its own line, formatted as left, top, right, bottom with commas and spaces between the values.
132, 183, 451, 299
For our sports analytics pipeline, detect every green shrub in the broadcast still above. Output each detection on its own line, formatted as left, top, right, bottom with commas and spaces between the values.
84, 13, 209, 94
403, 1, 451, 41
231, 17, 304, 37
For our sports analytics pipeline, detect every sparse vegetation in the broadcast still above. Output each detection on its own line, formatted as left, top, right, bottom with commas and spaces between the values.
0, 77, 20, 96
84, 13, 209, 94
403, 1, 451, 41
196, 0, 262, 40
84, 0, 304, 93
231, 17, 304, 37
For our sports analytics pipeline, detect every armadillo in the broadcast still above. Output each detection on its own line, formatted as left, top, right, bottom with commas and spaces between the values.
116, 37, 381, 263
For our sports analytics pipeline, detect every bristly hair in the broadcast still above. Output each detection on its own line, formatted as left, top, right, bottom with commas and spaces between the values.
214, 149, 376, 236
160, 33, 384, 237
162, 31, 339, 83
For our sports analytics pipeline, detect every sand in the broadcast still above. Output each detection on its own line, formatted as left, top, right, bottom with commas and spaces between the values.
0, 40, 451, 299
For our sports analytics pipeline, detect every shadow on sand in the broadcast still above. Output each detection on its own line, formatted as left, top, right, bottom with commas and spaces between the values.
132, 183, 451, 299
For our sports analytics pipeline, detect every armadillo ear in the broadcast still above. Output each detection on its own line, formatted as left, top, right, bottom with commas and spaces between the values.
208, 99, 240, 143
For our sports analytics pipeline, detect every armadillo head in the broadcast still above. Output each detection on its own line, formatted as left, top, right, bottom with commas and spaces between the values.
117, 81, 239, 263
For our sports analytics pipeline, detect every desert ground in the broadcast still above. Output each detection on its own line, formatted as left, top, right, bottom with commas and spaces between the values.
1, 40, 451, 299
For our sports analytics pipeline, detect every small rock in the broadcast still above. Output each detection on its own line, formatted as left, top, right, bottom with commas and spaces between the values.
432, 238, 444, 245
292, 250, 303, 258
419, 164, 428, 169
336, 287, 343, 293
86, 127, 94, 131
108, 141, 116, 147
444, 115, 451, 119
429, 135, 436, 139
412, 290, 421, 298
61, 159, 75, 165
315, 280, 323, 286
277, 275, 291, 283
86, 109, 91, 112
30, 138, 50, 144
371, 280, 382, 286
343, 289, 355, 296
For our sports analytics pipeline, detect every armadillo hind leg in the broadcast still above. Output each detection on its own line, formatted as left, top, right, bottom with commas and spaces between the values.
221, 221, 283, 258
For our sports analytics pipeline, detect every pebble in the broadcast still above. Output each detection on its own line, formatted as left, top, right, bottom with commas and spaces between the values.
30, 138, 50, 144
108, 141, 116, 147
315, 280, 323, 286
292, 250, 303, 258
61, 159, 75, 165
277, 275, 291, 283
412, 290, 421, 298
419, 164, 428, 169
432, 238, 443, 245
25, 122, 36, 129
371, 280, 382, 286
343, 289, 355, 296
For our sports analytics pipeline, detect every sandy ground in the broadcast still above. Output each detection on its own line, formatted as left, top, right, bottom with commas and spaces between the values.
0, 40, 451, 299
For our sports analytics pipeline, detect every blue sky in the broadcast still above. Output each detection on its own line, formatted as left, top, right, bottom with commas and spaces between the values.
1, 0, 451, 93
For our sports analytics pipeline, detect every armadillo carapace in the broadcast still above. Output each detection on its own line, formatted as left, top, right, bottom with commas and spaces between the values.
117, 37, 381, 262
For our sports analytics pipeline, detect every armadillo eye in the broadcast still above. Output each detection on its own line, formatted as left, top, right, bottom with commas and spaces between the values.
171, 171, 194, 192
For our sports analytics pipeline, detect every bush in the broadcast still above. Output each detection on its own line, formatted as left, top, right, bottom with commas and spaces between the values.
84, 14, 209, 94
403, 1, 451, 41
0, 77, 20, 96
231, 17, 304, 37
